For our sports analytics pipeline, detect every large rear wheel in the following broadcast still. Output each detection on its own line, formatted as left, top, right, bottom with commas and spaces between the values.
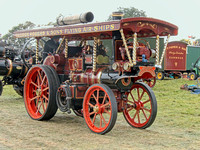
83, 84, 117, 134
24, 65, 58, 120
123, 82, 157, 129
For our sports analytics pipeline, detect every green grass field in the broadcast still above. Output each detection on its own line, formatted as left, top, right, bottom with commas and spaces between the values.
0, 78, 200, 149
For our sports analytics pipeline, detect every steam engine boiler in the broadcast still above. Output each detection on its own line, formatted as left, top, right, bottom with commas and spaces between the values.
0, 43, 28, 96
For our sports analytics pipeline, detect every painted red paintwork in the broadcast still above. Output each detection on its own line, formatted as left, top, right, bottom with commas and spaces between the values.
164, 41, 187, 71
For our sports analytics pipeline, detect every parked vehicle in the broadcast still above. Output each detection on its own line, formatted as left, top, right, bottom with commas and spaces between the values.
157, 41, 200, 80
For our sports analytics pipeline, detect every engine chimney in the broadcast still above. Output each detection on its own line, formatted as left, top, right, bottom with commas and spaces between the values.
112, 12, 124, 20
57, 12, 94, 26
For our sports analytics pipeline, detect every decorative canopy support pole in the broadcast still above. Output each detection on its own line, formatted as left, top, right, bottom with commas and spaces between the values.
56, 36, 65, 54
132, 32, 137, 65
120, 29, 133, 66
36, 38, 39, 64
65, 38, 68, 58
159, 34, 170, 66
155, 35, 160, 67
92, 37, 97, 73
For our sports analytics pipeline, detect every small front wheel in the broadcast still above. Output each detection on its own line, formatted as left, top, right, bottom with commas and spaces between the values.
123, 82, 157, 129
157, 71, 164, 80
83, 84, 117, 134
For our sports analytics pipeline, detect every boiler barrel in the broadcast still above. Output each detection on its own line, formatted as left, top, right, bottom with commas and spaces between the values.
57, 12, 94, 26
0, 59, 28, 77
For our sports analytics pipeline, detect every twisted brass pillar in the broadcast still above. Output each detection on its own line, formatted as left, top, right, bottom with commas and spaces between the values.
159, 34, 170, 66
65, 38, 68, 58
120, 29, 133, 66
132, 33, 137, 65
155, 35, 160, 66
92, 37, 97, 72
36, 38, 39, 64
56, 36, 65, 54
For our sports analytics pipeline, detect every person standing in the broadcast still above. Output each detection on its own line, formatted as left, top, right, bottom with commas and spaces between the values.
42, 35, 60, 60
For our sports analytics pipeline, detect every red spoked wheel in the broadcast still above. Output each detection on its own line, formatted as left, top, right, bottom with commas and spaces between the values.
123, 82, 157, 129
83, 84, 117, 134
24, 65, 58, 120
142, 77, 156, 88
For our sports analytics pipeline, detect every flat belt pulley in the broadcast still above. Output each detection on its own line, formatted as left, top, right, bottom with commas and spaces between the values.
56, 83, 72, 113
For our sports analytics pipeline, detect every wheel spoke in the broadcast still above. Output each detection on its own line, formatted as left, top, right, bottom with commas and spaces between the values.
139, 91, 145, 101
102, 94, 107, 105
142, 107, 151, 112
137, 111, 140, 124
37, 70, 42, 83
127, 106, 135, 112
96, 89, 99, 102
31, 80, 39, 88
35, 97, 40, 108
30, 95, 38, 102
100, 114, 102, 128
45, 98, 48, 108
36, 102, 42, 114
104, 109, 111, 115
88, 102, 95, 108
132, 110, 138, 120
126, 99, 135, 105
130, 93, 136, 103
42, 87, 49, 92
92, 113, 97, 124
137, 88, 140, 100
101, 114, 107, 126
92, 93, 98, 104
143, 99, 150, 105
41, 100, 46, 112
41, 75, 47, 85
100, 102, 110, 108
142, 109, 148, 120
89, 111, 95, 116
43, 95, 49, 103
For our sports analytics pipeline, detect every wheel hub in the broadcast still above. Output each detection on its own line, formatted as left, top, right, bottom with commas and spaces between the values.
93, 105, 99, 113
135, 101, 144, 111
36, 88, 42, 97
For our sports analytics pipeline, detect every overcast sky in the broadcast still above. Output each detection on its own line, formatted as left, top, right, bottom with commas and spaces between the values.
0, 0, 200, 41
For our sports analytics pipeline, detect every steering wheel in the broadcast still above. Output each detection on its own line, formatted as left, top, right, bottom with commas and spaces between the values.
21, 38, 46, 68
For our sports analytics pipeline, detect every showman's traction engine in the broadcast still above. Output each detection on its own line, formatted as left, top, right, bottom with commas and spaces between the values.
0, 12, 178, 134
